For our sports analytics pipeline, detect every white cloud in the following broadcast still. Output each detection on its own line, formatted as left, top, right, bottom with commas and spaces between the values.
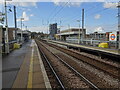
17, 11, 29, 22
29, 26, 48, 33
23, 11, 29, 21
1, 0, 118, 8
86, 23, 118, 34
17, 18, 20, 22
18, 7, 31, 12
3, 0, 39, 7
94, 14, 101, 19
28, 8, 31, 11
52, 0, 106, 3
86, 26, 104, 34
1, 0, 118, 4
30, 14, 34, 17
53, 2, 81, 7
52, 0, 118, 3
95, 27, 104, 32
103, 2, 117, 8
52, 0, 118, 7
69, 2, 81, 7
8, 2, 37, 7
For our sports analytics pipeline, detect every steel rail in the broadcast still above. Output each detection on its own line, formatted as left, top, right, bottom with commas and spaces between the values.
38, 40, 100, 90
38, 44, 65, 90
45, 41, 119, 78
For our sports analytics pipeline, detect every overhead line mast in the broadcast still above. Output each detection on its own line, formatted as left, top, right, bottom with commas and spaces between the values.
4, 0, 9, 54
82, 8, 85, 43
14, 6, 17, 41
118, 1, 120, 53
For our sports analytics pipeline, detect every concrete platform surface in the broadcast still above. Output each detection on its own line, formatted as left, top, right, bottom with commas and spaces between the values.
48, 40, 120, 55
2, 41, 31, 88
3, 40, 51, 89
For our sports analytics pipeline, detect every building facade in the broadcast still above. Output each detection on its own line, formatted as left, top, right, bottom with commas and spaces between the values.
1, 27, 31, 53
17, 29, 31, 42
89, 32, 112, 41
88, 31, 119, 41
56, 28, 86, 43
1, 27, 17, 53
49, 23, 57, 40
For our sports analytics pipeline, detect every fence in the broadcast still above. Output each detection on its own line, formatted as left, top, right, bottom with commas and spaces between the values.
65, 37, 118, 49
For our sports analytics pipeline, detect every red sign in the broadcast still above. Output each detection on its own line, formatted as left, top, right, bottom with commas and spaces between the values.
110, 34, 115, 40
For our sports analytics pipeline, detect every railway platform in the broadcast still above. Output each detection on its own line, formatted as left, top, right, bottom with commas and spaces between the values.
47, 40, 119, 55
46, 40, 120, 59
2, 40, 51, 89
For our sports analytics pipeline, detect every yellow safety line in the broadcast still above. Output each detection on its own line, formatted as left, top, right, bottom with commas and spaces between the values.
27, 42, 34, 88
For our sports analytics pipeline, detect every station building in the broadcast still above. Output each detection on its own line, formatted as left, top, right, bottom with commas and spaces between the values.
55, 28, 86, 43
55, 27, 119, 48
1, 27, 17, 53
0, 26, 31, 54
88, 31, 119, 41
17, 29, 31, 42
85, 32, 112, 46
88, 32, 111, 41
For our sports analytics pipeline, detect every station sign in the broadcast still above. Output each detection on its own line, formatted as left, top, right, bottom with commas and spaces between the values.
109, 32, 117, 41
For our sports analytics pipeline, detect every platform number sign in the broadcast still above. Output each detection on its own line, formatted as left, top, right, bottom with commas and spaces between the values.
109, 32, 117, 41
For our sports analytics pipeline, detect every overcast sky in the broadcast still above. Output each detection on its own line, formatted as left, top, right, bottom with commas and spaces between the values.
0, 0, 119, 34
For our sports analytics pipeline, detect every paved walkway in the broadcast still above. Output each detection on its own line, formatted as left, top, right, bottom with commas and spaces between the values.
3, 40, 51, 89
3, 41, 31, 88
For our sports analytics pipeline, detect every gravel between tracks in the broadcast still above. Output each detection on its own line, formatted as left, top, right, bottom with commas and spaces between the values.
50, 42, 120, 68
38, 42, 90, 88
41, 41, 119, 88
40, 52, 61, 88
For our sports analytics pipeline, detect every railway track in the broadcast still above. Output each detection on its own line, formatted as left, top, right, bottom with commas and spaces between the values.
38, 43, 65, 89
42, 40, 119, 79
36, 40, 100, 89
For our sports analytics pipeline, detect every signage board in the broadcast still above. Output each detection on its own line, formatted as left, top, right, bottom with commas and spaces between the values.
109, 32, 117, 41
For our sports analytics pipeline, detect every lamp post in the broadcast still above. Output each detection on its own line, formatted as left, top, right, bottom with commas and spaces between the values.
4, 0, 9, 54
47, 20, 49, 36
68, 24, 70, 37
77, 20, 81, 44
59, 20, 61, 40
81, 9, 85, 44
14, 6, 17, 41
4, 0, 12, 54
25, 26, 27, 30
21, 18, 24, 44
